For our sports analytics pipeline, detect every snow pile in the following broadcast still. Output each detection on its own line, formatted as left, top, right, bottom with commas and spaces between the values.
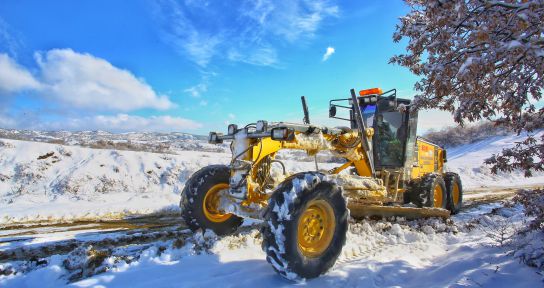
513, 188, 544, 231
293, 132, 332, 151
512, 228, 544, 271
511, 189, 544, 269
328, 174, 386, 200
2, 201, 543, 287
0, 229, 264, 287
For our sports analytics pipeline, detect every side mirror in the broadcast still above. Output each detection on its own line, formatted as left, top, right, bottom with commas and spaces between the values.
329, 105, 337, 117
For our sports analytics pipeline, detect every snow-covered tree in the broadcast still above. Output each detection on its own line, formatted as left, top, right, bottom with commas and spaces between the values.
391, 0, 544, 176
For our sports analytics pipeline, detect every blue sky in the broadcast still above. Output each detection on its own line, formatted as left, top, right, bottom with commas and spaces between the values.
0, 0, 454, 135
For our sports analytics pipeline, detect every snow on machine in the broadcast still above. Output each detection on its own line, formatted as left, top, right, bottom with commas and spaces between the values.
180, 87, 463, 280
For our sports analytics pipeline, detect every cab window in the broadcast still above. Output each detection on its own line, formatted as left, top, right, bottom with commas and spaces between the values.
373, 111, 406, 167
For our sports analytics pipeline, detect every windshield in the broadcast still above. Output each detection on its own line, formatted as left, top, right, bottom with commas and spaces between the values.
373, 111, 406, 168
361, 105, 376, 128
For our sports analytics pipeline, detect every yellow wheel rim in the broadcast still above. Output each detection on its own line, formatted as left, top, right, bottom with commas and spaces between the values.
433, 184, 444, 208
452, 182, 460, 206
297, 199, 336, 258
202, 183, 232, 223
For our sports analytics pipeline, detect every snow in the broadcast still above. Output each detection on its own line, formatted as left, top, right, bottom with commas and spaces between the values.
327, 174, 386, 200
445, 131, 544, 189
0, 139, 334, 225
1, 201, 542, 287
0, 139, 230, 225
458, 56, 474, 75
1, 131, 543, 225
1, 132, 543, 287
506, 40, 523, 49
294, 132, 332, 151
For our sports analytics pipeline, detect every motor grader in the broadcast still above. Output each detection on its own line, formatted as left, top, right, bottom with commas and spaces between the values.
180, 87, 463, 280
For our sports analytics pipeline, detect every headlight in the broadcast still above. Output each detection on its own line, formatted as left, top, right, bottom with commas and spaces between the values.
208, 132, 223, 144
256, 120, 268, 132
227, 124, 238, 135
271, 127, 295, 141
361, 96, 378, 105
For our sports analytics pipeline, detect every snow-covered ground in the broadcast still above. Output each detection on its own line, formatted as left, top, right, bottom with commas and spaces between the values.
1, 201, 542, 287
0, 138, 335, 225
0, 139, 227, 224
1, 132, 543, 287
445, 131, 544, 188
1, 131, 543, 225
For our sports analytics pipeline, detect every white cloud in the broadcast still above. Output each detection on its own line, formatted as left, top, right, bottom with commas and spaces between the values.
0, 113, 16, 127
34, 49, 174, 111
322, 46, 335, 61
154, 0, 339, 67
89, 114, 202, 132
261, 1, 339, 42
199, 100, 208, 106
0, 112, 202, 132
0, 54, 41, 93
184, 82, 207, 98
0, 17, 22, 58
227, 46, 278, 67
155, 0, 222, 67
186, 34, 222, 68
223, 113, 236, 125
0, 50, 174, 111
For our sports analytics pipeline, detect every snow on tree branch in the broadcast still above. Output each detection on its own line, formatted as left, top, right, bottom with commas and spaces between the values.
392, 0, 544, 176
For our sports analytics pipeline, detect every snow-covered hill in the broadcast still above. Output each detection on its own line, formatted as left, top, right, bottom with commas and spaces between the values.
0, 138, 230, 224
0, 138, 334, 225
0, 128, 225, 153
0, 131, 542, 225
445, 131, 544, 188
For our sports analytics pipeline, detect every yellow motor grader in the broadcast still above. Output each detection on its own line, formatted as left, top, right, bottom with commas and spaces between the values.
180, 88, 463, 280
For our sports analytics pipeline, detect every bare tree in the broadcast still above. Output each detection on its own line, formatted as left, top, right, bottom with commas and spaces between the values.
391, 0, 544, 176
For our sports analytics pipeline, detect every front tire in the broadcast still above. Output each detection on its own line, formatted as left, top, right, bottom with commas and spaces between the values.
261, 172, 348, 280
180, 165, 243, 236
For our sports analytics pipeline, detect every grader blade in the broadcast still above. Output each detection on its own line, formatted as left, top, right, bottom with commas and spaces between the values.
348, 202, 450, 220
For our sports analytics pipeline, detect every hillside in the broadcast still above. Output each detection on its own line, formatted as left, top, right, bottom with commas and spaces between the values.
0, 128, 222, 153
0, 131, 542, 224
445, 131, 544, 188
0, 138, 335, 224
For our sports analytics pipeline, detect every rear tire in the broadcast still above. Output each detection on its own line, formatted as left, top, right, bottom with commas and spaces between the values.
180, 165, 243, 236
444, 172, 463, 214
261, 172, 348, 280
407, 174, 447, 209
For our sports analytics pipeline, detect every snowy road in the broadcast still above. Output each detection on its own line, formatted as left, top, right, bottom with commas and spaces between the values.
2, 189, 543, 288
0, 186, 522, 261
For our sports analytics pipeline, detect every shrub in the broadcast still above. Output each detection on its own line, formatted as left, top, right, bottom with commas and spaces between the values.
513, 189, 544, 232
